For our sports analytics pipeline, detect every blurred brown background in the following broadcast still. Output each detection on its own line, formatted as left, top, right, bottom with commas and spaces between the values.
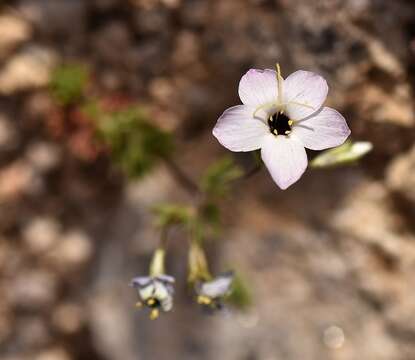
1, 0, 415, 359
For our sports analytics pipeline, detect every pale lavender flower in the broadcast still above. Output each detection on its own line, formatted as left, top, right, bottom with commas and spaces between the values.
196, 271, 234, 310
212, 65, 351, 189
130, 274, 175, 319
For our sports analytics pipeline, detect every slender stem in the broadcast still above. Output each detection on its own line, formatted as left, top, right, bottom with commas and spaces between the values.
163, 157, 200, 195
240, 163, 262, 181
159, 226, 169, 248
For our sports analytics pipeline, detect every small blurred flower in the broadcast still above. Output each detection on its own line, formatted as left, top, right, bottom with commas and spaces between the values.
188, 240, 211, 284
212, 64, 351, 189
130, 274, 175, 320
131, 247, 174, 319
310, 140, 373, 168
196, 271, 234, 310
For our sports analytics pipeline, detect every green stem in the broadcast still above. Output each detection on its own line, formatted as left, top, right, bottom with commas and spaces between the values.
163, 156, 201, 195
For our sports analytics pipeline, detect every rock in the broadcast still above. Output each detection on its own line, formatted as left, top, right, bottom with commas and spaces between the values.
133, 7, 169, 34
23, 92, 54, 121
0, 113, 18, 151
333, 181, 415, 265
353, 83, 414, 127
34, 348, 72, 360
130, 0, 159, 11
92, 22, 132, 65
46, 229, 93, 271
0, 300, 12, 343
25, 142, 61, 174
160, 0, 180, 9
148, 77, 175, 105
171, 31, 200, 68
52, 303, 84, 334
22, 217, 61, 254
93, 0, 120, 10
17, 316, 50, 348
0, 161, 36, 201
0, 13, 31, 59
0, 46, 57, 95
9, 270, 57, 309
180, 0, 210, 28
18, 0, 86, 35
332, 180, 415, 320
88, 291, 137, 360
386, 144, 415, 203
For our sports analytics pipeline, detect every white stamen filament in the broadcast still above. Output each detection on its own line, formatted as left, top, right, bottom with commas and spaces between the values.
252, 100, 316, 124
288, 100, 315, 111
252, 102, 278, 121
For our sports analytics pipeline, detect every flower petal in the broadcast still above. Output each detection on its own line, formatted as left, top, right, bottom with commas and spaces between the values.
212, 105, 268, 152
199, 272, 233, 298
238, 69, 278, 107
156, 275, 175, 284
130, 276, 152, 288
261, 134, 308, 189
284, 70, 328, 120
293, 107, 351, 150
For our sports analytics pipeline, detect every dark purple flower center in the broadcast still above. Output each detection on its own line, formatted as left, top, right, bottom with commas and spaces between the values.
268, 112, 292, 136
146, 298, 161, 308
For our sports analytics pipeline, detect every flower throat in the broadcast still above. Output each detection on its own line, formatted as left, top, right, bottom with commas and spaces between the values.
268, 111, 292, 136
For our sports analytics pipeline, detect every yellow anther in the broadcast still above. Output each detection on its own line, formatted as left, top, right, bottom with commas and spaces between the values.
288, 120, 294, 126
147, 298, 156, 306
149, 308, 160, 320
197, 295, 212, 305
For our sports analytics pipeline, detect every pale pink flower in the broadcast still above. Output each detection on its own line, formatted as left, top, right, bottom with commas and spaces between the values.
212, 66, 351, 189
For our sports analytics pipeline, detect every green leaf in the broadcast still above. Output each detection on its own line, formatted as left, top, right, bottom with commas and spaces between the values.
49, 64, 88, 106
198, 202, 221, 237
94, 106, 174, 178
201, 157, 243, 198
310, 140, 373, 168
226, 271, 252, 310
152, 203, 193, 228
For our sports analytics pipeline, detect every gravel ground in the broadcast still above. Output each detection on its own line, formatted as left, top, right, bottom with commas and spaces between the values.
1, 0, 415, 359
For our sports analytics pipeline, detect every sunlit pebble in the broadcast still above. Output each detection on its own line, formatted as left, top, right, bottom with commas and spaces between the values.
46, 230, 93, 269
160, 0, 181, 9
237, 312, 259, 329
10, 270, 57, 309
149, 77, 174, 103
25, 142, 61, 173
34, 347, 72, 360
52, 303, 84, 334
0, 161, 35, 200
22, 217, 60, 254
323, 325, 345, 349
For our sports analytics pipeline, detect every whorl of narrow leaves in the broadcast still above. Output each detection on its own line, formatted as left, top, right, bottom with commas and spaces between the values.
95, 106, 174, 178
49, 64, 88, 106
201, 157, 243, 198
